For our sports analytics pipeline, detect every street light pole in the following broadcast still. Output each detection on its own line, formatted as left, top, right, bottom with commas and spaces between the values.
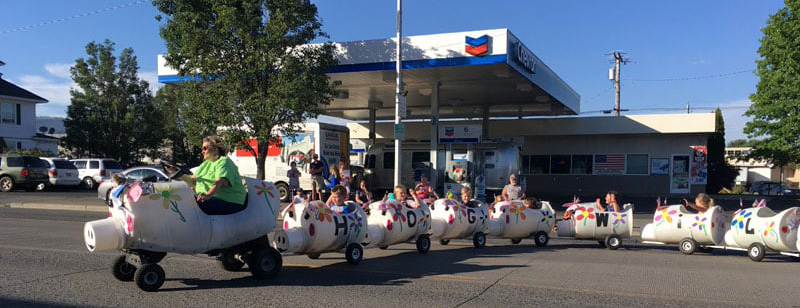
394, 0, 403, 187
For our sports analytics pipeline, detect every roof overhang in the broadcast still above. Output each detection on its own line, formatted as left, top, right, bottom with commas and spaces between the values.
158, 29, 580, 120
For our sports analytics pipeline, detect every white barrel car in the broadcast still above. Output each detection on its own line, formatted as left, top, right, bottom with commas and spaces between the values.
429, 198, 490, 248
83, 176, 282, 292
488, 200, 555, 246
365, 199, 432, 253
556, 202, 634, 250
722, 206, 799, 261
272, 200, 368, 264
640, 204, 727, 254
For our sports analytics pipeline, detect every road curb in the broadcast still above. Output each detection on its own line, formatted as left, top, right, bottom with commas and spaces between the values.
2, 202, 108, 213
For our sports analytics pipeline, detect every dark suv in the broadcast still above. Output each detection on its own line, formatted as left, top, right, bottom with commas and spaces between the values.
0, 154, 50, 192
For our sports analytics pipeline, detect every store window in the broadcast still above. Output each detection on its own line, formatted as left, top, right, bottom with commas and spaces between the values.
626, 154, 649, 175
571, 155, 593, 174
530, 155, 550, 174
551, 155, 571, 174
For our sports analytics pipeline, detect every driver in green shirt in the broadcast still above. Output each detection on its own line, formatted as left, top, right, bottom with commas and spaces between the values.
168, 136, 247, 215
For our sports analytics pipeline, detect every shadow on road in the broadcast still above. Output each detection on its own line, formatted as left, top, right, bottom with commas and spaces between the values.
159, 244, 563, 292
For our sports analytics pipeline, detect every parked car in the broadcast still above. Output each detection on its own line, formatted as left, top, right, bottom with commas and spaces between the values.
749, 181, 800, 196
97, 165, 170, 206
39, 157, 81, 190
0, 154, 50, 192
70, 158, 124, 189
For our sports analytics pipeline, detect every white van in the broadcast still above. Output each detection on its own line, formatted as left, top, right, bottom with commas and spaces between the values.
229, 122, 350, 202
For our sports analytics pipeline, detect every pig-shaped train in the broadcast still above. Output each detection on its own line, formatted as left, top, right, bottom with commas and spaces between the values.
83, 176, 282, 292
488, 200, 555, 246
272, 200, 368, 264
640, 204, 727, 254
365, 199, 432, 253
556, 202, 634, 250
429, 198, 490, 248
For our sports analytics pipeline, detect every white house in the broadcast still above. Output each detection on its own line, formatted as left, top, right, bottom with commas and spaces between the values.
0, 60, 58, 154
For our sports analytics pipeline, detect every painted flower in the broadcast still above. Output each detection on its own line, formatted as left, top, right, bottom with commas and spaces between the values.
654, 208, 677, 226
312, 203, 332, 223
613, 212, 627, 225
692, 216, 707, 235
150, 185, 182, 209
419, 213, 430, 228
254, 182, 276, 214
509, 204, 527, 222
349, 215, 363, 237
149, 185, 185, 222
575, 206, 595, 226
732, 211, 752, 229
763, 221, 778, 240
540, 210, 553, 227
446, 199, 468, 219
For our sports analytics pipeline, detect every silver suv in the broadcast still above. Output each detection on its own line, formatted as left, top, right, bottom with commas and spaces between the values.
40, 157, 81, 189
70, 158, 124, 189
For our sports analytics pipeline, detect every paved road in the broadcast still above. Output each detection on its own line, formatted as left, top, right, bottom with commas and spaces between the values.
1, 208, 797, 308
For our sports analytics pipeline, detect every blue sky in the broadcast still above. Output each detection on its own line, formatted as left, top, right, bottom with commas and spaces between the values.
0, 0, 787, 141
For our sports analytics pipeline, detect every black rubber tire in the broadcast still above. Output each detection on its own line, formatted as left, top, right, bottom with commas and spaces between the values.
308, 252, 321, 259
748, 243, 766, 262
82, 177, 96, 190
679, 238, 697, 255
533, 231, 549, 247
473, 232, 486, 249
416, 235, 431, 253
511, 238, 522, 245
134, 264, 165, 292
597, 240, 607, 248
217, 252, 245, 271
276, 182, 291, 203
248, 247, 282, 279
0, 176, 15, 192
605, 235, 622, 250
345, 243, 364, 265
111, 255, 135, 281
439, 239, 450, 245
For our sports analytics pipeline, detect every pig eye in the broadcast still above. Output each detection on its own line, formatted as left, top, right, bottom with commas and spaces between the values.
304, 213, 310, 220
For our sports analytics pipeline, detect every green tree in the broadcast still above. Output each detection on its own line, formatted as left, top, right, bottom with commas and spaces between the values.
153, 0, 338, 179
152, 83, 203, 167
707, 108, 739, 193
62, 40, 163, 167
745, 0, 800, 167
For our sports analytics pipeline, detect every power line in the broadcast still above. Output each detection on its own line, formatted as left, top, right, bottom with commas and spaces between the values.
629, 69, 753, 82
0, 0, 149, 35
580, 105, 750, 115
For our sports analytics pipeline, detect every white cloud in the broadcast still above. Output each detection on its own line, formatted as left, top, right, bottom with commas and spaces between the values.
17, 76, 73, 103
44, 63, 72, 79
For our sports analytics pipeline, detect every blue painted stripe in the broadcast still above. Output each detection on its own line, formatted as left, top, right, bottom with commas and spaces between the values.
159, 54, 507, 83
465, 35, 488, 46
440, 138, 480, 143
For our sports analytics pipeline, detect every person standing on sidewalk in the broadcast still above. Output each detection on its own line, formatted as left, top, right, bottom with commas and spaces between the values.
308, 154, 324, 201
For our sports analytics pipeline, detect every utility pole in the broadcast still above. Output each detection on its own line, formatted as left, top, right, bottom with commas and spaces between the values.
607, 51, 630, 116
613, 51, 623, 117
394, 0, 403, 187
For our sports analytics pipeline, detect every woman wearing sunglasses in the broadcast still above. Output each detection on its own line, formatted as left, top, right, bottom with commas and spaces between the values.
167, 135, 247, 215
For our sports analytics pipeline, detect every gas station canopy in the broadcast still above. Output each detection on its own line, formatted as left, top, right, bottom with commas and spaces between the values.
322, 28, 580, 120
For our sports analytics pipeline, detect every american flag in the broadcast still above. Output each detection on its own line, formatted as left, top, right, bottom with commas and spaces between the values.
594, 154, 625, 174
